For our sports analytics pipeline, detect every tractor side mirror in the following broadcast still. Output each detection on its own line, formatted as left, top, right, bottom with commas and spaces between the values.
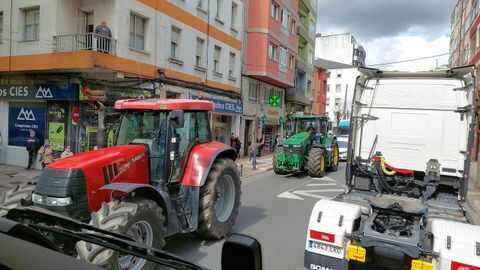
221, 234, 262, 270
169, 110, 184, 129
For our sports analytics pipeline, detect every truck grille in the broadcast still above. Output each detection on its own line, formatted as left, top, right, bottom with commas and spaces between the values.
284, 145, 301, 160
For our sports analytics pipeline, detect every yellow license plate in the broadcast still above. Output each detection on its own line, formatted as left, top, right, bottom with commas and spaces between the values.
346, 244, 366, 262
411, 260, 433, 270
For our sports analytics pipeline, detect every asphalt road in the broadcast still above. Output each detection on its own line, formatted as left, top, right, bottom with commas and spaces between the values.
163, 163, 347, 270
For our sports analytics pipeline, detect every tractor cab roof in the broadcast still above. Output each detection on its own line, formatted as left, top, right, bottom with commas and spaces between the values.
290, 115, 329, 120
114, 99, 214, 111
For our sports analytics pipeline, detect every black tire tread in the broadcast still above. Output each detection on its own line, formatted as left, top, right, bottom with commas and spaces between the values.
327, 141, 339, 172
307, 148, 326, 178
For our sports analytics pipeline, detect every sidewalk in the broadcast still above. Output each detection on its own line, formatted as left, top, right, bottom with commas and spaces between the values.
236, 154, 273, 179
0, 164, 40, 189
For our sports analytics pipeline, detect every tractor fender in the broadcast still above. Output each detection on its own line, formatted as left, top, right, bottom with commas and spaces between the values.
182, 141, 237, 187
99, 183, 182, 235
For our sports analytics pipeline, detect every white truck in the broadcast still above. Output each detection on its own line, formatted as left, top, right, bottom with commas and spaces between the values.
305, 67, 480, 270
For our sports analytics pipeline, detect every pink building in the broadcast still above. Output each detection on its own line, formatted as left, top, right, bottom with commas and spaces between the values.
240, 0, 299, 156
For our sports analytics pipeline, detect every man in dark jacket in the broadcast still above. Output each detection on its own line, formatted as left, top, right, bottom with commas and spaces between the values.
94, 20, 112, 53
26, 130, 40, 170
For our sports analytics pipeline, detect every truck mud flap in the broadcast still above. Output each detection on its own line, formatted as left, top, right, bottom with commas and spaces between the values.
304, 250, 348, 270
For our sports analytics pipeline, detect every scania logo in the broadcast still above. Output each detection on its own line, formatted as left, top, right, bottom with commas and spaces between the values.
35, 86, 53, 98
17, 108, 36, 121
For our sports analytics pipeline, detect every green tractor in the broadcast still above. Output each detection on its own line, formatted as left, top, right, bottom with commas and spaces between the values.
273, 115, 339, 177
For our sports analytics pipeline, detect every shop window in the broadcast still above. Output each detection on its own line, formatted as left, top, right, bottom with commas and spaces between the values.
8, 101, 45, 147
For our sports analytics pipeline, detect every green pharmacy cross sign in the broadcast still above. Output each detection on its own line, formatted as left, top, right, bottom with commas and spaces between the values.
269, 95, 280, 107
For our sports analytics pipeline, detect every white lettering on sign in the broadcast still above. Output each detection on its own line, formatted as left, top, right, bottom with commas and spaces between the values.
35, 86, 53, 98
310, 264, 335, 270
17, 108, 36, 121
8, 86, 29, 97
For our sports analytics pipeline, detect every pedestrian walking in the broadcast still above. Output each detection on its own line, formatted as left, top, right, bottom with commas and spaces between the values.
94, 20, 112, 53
38, 139, 54, 169
256, 137, 264, 157
25, 130, 40, 170
235, 136, 241, 155
230, 133, 237, 149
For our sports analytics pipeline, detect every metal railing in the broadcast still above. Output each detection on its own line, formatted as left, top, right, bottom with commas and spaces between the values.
53, 33, 117, 54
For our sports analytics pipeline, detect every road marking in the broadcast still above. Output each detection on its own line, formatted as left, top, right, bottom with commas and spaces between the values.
276, 191, 304, 200
306, 183, 338, 187
291, 189, 342, 200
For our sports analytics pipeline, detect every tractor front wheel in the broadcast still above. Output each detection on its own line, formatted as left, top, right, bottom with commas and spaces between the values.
327, 141, 339, 172
273, 147, 288, 175
197, 158, 241, 239
307, 148, 327, 178
76, 197, 166, 270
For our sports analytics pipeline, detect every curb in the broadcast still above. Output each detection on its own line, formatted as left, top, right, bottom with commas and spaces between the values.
240, 166, 273, 179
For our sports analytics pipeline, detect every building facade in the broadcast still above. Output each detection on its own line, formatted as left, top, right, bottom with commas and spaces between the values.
312, 67, 328, 116
0, 0, 244, 166
285, 0, 317, 115
241, 0, 298, 156
450, 0, 480, 159
315, 33, 366, 67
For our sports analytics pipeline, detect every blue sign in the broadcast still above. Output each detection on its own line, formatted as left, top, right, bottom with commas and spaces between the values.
8, 102, 46, 147
0, 84, 78, 100
191, 95, 243, 114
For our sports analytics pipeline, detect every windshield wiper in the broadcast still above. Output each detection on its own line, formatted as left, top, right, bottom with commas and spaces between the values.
6, 207, 203, 270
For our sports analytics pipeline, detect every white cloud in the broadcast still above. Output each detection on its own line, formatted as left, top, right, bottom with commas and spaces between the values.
363, 34, 450, 72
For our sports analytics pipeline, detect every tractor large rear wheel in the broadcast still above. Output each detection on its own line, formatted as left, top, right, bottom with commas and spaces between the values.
76, 197, 165, 270
273, 147, 288, 175
327, 140, 339, 172
197, 158, 241, 239
307, 148, 327, 178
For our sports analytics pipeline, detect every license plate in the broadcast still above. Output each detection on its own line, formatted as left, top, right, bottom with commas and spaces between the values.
308, 240, 344, 257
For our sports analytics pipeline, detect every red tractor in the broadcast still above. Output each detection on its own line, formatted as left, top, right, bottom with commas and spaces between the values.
30, 99, 241, 269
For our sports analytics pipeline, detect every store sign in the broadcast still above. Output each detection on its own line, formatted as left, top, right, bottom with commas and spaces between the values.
191, 95, 243, 114
0, 84, 78, 100
8, 103, 46, 147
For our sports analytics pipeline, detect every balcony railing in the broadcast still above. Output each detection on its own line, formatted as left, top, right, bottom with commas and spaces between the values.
53, 33, 117, 55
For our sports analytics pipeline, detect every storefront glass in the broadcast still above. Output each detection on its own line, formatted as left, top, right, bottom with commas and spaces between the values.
8, 101, 46, 147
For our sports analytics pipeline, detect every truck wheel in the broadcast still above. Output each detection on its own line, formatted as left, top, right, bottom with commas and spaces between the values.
197, 158, 241, 239
327, 141, 339, 172
76, 197, 165, 270
0, 183, 35, 217
307, 148, 327, 178
273, 147, 288, 174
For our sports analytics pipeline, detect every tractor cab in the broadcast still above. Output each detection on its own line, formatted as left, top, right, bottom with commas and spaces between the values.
288, 115, 329, 144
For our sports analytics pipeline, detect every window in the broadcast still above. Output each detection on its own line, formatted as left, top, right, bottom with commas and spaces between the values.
197, 0, 204, 9
231, 2, 237, 29
196, 112, 211, 142
335, 98, 340, 107
335, 84, 341, 93
170, 26, 181, 59
291, 19, 296, 34
264, 87, 283, 106
216, 0, 222, 18
214, 45, 221, 72
270, 1, 279, 20
196, 37, 205, 67
326, 98, 330, 106
229, 52, 236, 77
307, 80, 312, 93
327, 84, 330, 92
248, 82, 259, 103
289, 55, 294, 69
309, 19, 315, 34
24, 8, 40, 41
337, 72, 342, 78
281, 9, 289, 35
0, 12, 3, 44
129, 13, 146, 50
308, 50, 314, 64
279, 47, 287, 72
268, 43, 277, 60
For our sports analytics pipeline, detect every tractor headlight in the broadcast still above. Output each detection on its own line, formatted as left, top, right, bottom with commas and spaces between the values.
293, 144, 302, 148
32, 193, 73, 206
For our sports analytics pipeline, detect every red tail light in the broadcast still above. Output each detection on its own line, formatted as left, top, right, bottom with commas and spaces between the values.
451, 261, 480, 270
310, 230, 335, 243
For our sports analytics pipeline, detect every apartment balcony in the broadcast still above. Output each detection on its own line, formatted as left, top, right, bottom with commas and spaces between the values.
299, 0, 317, 14
297, 23, 315, 46
53, 33, 117, 55
286, 88, 311, 105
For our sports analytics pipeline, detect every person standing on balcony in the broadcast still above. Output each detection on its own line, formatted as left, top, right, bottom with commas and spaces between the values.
94, 20, 112, 53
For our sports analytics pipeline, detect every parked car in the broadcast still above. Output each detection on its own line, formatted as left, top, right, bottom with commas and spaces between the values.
337, 136, 348, 161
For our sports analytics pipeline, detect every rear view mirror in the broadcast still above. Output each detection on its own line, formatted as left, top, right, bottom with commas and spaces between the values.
169, 110, 184, 129
222, 234, 262, 270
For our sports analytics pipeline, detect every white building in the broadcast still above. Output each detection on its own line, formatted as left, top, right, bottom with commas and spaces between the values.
314, 59, 359, 125
315, 33, 366, 67
0, 0, 244, 166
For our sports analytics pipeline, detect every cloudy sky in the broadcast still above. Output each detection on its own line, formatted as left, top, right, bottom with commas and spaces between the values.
316, 0, 457, 71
